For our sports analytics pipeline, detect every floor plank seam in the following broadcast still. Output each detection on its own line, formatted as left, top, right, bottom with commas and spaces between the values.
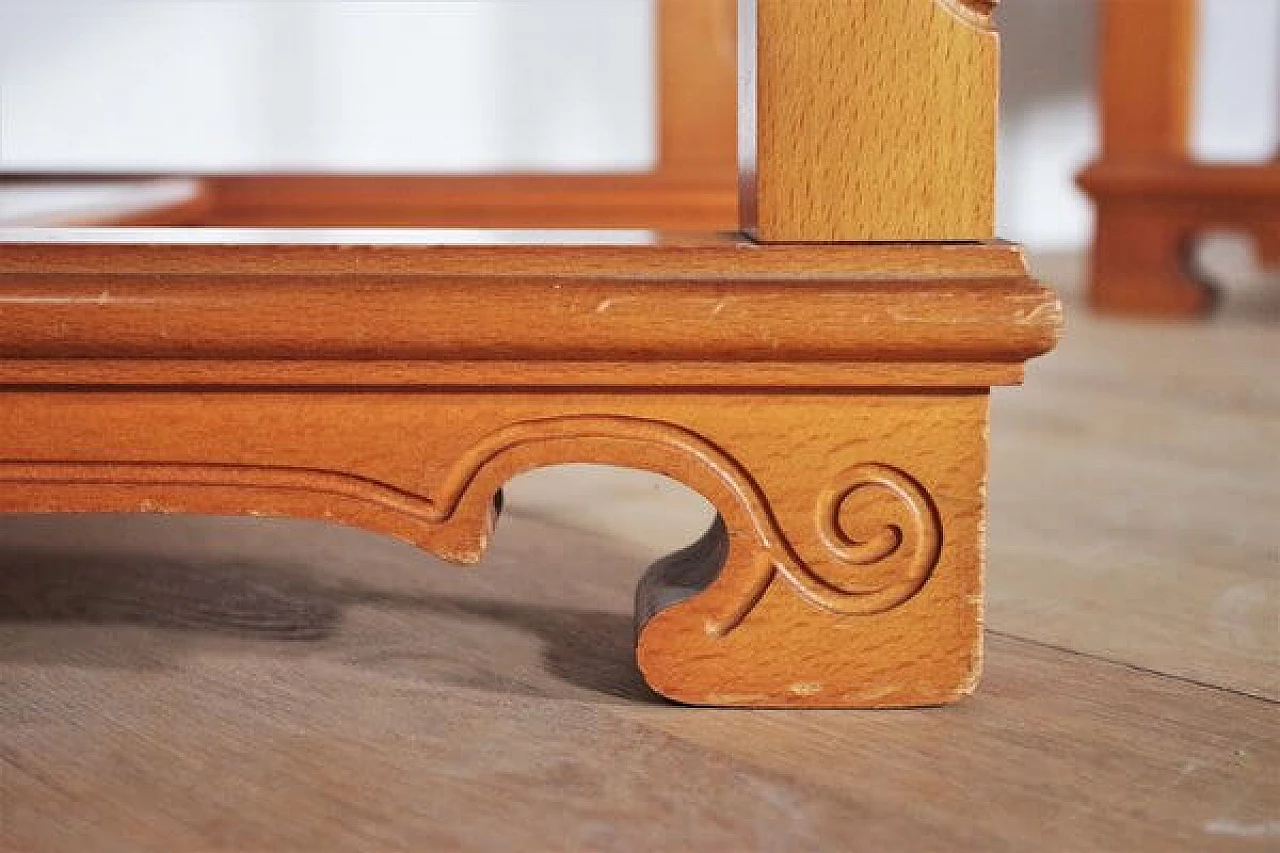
985, 629, 1278, 704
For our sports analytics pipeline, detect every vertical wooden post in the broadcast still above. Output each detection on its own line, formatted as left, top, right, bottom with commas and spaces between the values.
656, 0, 738, 184
740, 0, 1000, 242
1098, 0, 1196, 162
1078, 0, 1228, 318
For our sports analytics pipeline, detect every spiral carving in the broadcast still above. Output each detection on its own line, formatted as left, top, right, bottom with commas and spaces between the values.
1, 413, 945, 638
788, 464, 942, 614
692, 460, 945, 637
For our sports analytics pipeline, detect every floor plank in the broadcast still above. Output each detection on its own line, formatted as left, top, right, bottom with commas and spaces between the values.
629, 633, 1278, 852
0, 511, 1275, 851
986, 298, 1279, 700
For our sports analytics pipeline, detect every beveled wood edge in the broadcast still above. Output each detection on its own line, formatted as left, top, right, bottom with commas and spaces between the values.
0, 359, 1026, 389
0, 233, 1030, 277
0, 272, 1061, 372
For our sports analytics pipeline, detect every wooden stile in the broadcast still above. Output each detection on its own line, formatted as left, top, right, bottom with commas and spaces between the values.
741, 0, 999, 241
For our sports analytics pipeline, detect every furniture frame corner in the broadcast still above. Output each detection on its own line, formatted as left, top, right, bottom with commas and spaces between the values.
0, 236, 1059, 707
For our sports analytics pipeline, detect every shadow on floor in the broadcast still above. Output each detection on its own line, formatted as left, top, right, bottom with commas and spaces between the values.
0, 515, 659, 705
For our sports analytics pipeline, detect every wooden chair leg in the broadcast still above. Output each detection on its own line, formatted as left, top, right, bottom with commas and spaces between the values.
1081, 0, 1280, 317
1089, 201, 1217, 318
1258, 220, 1280, 268
632, 393, 988, 707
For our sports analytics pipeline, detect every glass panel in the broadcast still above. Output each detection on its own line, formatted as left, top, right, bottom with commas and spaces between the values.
0, 0, 657, 173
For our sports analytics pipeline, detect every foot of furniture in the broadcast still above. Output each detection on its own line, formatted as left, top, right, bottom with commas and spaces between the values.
0, 390, 989, 707
0, 237, 1059, 707
1088, 202, 1217, 318
1080, 163, 1280, 318
1258, 222, 1280, 268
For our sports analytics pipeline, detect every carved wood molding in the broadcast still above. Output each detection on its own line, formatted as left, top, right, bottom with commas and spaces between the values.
0, 236, 1058, 706
0, 415, 942, 639
0, 387, 1000, 707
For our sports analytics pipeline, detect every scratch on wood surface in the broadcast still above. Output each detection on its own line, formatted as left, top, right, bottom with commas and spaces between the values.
1203, 820, 1280, 838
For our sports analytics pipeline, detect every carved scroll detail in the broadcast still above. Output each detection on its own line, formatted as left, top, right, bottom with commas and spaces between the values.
0, 415, 942, 636
805, 464, 942, 612
426, 416, 943, 633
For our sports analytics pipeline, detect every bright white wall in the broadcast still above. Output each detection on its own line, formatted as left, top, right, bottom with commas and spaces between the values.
1, 0, 1276, 251
0, 0, 657, 172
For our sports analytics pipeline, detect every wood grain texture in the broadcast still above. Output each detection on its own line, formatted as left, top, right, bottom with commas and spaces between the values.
742, 0, 998, 241
0, 273, 1057, 366
0, 360, 1029, 390
988, 306, 1280, 701
0, 290, 1274, 847
0, 236, 1053, 390
0, 231, 1031, 277
0, 391, 992, 708
0, 236, 1056, 391
0, 229, 1058, 707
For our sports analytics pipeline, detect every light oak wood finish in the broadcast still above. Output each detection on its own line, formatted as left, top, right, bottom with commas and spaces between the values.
741, 0, 998, 241
656, 0, 738, 186
0, 0, 1059, 709
0, 235, 1044, 396
1078, 0, 1280, 317
0, 252, 1054, 365
0, 229, 1030, 277
0, 239, 1059, 708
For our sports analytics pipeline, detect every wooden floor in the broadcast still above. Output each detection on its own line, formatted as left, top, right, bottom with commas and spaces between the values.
1, 255, 1276, 851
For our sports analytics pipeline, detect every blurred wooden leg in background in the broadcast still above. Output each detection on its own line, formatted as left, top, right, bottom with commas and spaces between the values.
1080, 0, 1280, 318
